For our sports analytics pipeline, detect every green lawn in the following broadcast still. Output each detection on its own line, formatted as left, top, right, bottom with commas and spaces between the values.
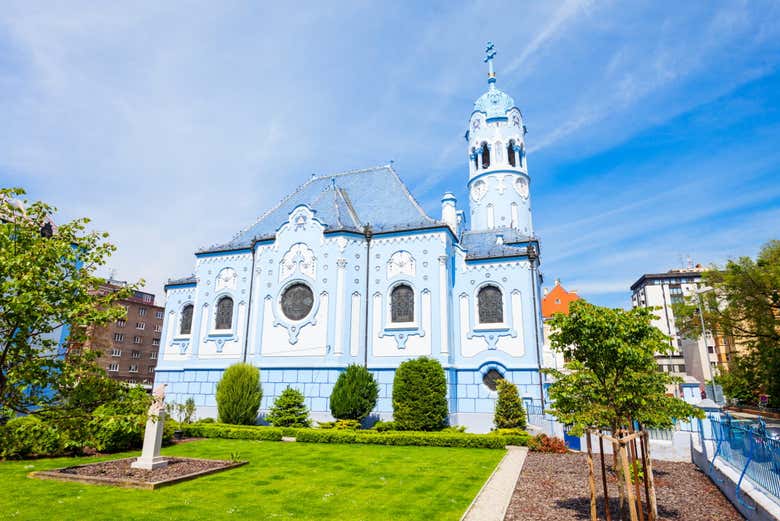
0, 439, 505, 521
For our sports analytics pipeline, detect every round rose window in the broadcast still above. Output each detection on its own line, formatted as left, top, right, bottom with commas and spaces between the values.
281, 283, 314, 321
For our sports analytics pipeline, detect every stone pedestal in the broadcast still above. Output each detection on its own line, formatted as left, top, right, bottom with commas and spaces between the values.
131, 411, 168, 470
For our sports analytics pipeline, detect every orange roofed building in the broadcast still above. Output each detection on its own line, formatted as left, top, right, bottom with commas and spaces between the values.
541, 280, 580, 369
542, 279, 580, 319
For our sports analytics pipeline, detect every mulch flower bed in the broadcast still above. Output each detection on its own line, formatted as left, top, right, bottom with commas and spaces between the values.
30, 457, 245, 489
505, 452, 744, 521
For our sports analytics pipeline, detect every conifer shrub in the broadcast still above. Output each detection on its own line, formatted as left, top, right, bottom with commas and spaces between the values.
215, 363, 263, 425
392, 357, 448, 431
493, 379, 527, 430
266, 386, 311, 427
330, 364, 379, 421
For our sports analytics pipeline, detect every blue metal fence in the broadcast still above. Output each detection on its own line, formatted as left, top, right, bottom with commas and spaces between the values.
701, 414, 780, 504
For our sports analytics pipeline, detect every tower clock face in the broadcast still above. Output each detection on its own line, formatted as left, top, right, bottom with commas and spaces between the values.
514, 177, 529, 199
470, 180, 487, 201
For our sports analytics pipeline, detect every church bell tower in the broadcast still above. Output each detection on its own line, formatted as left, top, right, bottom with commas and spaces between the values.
466, 42, 532, 235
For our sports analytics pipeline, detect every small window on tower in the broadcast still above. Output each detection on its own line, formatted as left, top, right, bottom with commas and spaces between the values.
481, 143, 490, 169
507, 140, 516, 167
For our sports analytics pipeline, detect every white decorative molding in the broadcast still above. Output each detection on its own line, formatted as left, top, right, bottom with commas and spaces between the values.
387, 251, 416, 278
438, 256, 449, 355
514, 177, 529, 199
196, 253, 251, 266
215, 267, 237, 291
496, 174, 506, 195
373, 232, 446, 246
350, 292, 361, 357
280, 243, 316, 281
470, 179, 487, 202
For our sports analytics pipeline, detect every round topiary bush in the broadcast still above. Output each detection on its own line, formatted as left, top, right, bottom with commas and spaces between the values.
215, 363, 263, 425
494, 378, 527, 430
266, 386, 311, 427
330, 364, 379, 421
392, 357, 448, 431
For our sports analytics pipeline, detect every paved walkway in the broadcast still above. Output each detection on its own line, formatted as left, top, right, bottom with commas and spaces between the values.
461, 445, 528, 521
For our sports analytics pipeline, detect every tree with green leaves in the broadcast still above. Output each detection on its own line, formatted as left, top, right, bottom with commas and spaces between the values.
0, 187, 134, 417
545, 300, 703, 513
266, 386, 310, 428
674, 240, 780, 406
545, 300, 703, 437
493, 379, 526, 430
215, 363, 262, 425
330, 364, 379, 421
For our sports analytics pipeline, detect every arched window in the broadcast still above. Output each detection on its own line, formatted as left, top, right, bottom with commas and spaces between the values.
390, 284, 414, 323
519, 145, 525, 168
478, 285, 503, 323
481, 143, 490, 169
507, 140, 516, 167
215, 296, 233, 330
482, 369, 504, 391
180, 304, 193, 335
471, 147, 479, 171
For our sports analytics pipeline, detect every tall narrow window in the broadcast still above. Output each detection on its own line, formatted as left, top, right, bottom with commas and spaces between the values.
481, 143, 490, 169
390, 285, 414, 323
215, 297, 233, 330
507, 140, 516, 167
471, 148, 478, 171
478, 285, 503, 324
180, 304, 193, 335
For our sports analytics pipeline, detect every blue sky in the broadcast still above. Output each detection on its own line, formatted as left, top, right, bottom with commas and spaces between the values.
1, 1, 778, 307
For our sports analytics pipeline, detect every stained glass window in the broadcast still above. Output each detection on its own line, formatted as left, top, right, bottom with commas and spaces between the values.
281, 283, 314, 321
215, 297, 233, 329
478, 286, 503, 323
482, 369, 504, 391
180, 304, 193, 335
507, 140, 516, 167
391, 285, 414, 323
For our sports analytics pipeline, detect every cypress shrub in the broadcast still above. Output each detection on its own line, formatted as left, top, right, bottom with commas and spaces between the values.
266, 386, 311, 427
494, 379, 527, 430
330, 364, 379, 420
392, 357, 448, 431
216, 363, 263, 425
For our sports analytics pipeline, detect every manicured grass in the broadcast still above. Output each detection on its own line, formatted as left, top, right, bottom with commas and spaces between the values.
1, 439, 504, 520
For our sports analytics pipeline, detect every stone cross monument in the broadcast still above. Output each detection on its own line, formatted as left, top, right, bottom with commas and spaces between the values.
131, 384, 168, 470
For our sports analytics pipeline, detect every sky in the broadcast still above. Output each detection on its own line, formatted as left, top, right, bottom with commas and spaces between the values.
1, 1, 779, 308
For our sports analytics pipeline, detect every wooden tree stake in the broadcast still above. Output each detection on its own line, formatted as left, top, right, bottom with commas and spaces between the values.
619, 440, 639, 521
586, 432, 598, 521
599, 433, 612, 521
642, 431, 658, 519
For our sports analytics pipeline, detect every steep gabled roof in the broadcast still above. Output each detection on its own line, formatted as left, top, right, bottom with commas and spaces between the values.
201, 165, 439, 252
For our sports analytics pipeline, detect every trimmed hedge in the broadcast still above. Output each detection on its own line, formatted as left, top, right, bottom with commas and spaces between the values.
183, 423, 285, 441
182, 423, 530, 449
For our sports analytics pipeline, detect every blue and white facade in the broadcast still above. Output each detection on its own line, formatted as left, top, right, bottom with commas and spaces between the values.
155, 44, 545, 432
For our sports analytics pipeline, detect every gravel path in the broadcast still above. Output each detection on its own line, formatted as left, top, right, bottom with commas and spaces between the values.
504, 452, 743, 521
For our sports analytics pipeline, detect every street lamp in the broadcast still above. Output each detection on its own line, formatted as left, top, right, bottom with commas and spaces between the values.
694, 285, 715, 395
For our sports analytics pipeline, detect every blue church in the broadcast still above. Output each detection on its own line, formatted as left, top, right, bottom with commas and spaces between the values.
154, 44, 545, 432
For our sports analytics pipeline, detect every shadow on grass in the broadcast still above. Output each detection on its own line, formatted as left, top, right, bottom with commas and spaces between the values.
554, 496, 680, 520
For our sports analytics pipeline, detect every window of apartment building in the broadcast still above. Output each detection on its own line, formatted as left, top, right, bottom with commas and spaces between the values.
131, 350, 141, 359
148, 366, 155, 374
133, 336, 142, 344
143, 294, 153, 303
677, 364, 686, 373
111, 348, 121, 357
114, 333, 124, 342
155, 310, 164, 319
150, 351, 157, 359
139, 307, 147, 317
154, 324, 161, 332
151, 338, 160, 347
108, 363, 119, 372
143, 378, 151, 385
136, 322, 145, 330
129, 364, 138, 373
128, 378, 136, 384
116, 319, 126, 327
708, 346, 715, 353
